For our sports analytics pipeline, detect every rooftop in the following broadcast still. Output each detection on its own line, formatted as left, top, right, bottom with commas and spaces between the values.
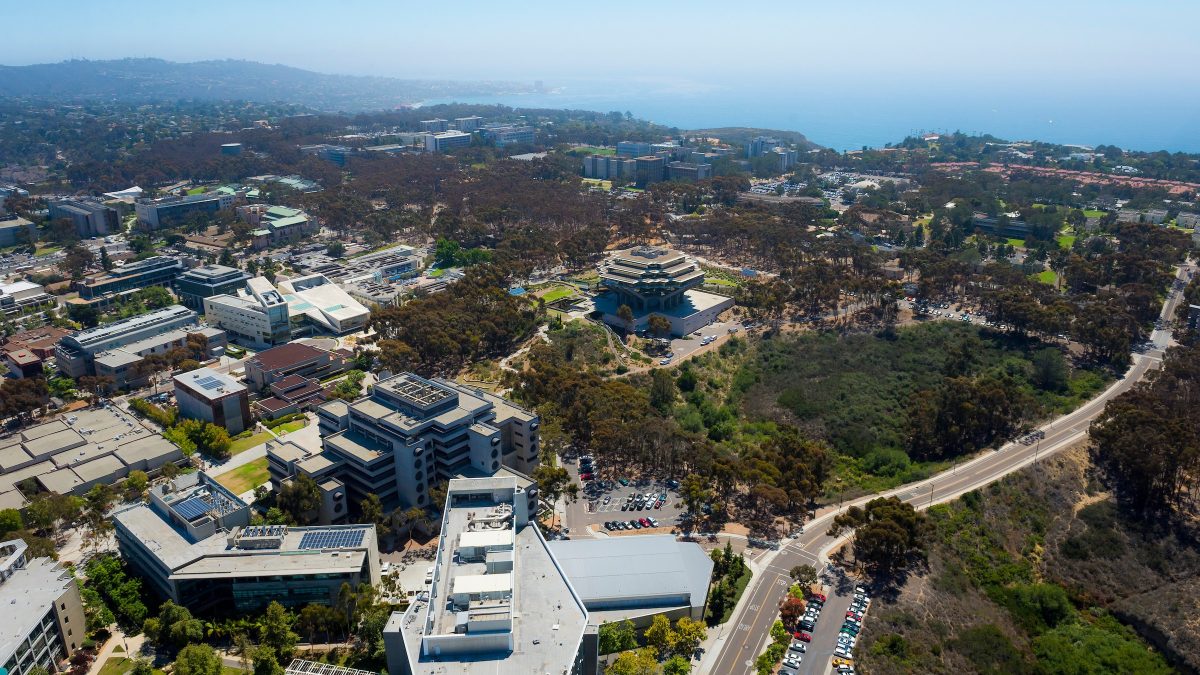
0, 548, 75, 660
250, 342, 328, 372
174, 368, 247, 401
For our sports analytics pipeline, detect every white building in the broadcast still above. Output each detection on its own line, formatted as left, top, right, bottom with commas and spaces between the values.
425, 131, 472, 153
0, 539, 86, 675
278, 274, 370, 335
173, 368, 251, 435
203, 277, 292, 349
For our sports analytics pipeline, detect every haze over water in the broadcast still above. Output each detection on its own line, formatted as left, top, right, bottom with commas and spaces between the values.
427, 78, 1200, 154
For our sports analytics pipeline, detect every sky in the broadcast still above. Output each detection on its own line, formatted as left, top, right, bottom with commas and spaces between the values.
4, 0, 1199, 87
2, 1, 1199, 151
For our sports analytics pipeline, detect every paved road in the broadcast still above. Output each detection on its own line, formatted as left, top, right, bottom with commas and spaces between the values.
701, 262, 1192, 675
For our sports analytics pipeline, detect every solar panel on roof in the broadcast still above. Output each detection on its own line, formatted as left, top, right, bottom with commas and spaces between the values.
194, 375, 223, 390
174, 496, 211, 521
298, 529, 366, 550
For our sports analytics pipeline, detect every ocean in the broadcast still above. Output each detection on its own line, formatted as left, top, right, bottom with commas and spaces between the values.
422, 80, 1200, 154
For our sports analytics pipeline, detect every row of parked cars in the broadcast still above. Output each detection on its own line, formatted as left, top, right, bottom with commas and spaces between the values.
781, 590, 824, 675
579, 454, 596, 481
831, 586, 871, 673
622, 491, 667, 511
603, 517, 659, 531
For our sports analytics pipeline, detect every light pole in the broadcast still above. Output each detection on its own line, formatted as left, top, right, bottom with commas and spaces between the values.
928, 483, 934, 507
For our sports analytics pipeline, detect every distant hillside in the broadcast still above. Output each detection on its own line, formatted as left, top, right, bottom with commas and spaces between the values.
0, 58, 531, 112
688, 126, 822, 150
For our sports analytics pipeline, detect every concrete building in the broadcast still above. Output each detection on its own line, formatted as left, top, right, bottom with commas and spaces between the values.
1178, 212, 1200, 228
5, 349, 42, 379
113, 471, 380, 614
238, 205, 317, 250
617, 141, 652, 157
255, 375, 326, 420
0, 539, 86, 675
383, 476, 591, 675
582, 155, 637, 181
420, 119, 449, 133
0, 280, 54, 319
0, 214, 37, 246
634, 156, 666, 186
135, 191, 236, 230
91, 325, 226, 392
75, 255, 185, 302
548, 535, 713, 625
424, 131, 472, 153
48, 197, 120, 238
175, 264, 251, 311
173, 368, 251, 435
666, 161, 713, 182
596, 246, 733, 337
454, 116, 483, 132
243, 342, 349, 391
299, 144, 352, 166
203, 277, 291, 350
220, 143, 243, 156
55, 305, 201, 378
0, 406, 184, 509
746, 136, 782, 158
484, 126, 535, 147
268, 373, 541, 514
278, 274, 370, 335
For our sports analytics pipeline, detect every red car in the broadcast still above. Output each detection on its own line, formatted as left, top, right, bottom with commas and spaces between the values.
810, 592, 827, 602
795, 632, 812, 642
846, 611, 863, 620
580, 472, 593, 480
638, 517, 651, 527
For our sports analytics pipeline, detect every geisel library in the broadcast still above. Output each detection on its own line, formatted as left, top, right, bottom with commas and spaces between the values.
594, 246, 734, 337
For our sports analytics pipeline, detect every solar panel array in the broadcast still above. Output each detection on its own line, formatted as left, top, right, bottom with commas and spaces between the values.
173, 496, 211, 521
298, 529, 366, 550
194, 375, 224, 391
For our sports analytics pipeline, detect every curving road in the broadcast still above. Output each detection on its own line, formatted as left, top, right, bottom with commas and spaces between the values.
700, 262, 1192, 675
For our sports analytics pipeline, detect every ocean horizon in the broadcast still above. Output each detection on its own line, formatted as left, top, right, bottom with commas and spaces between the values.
422, 80, 1200, 155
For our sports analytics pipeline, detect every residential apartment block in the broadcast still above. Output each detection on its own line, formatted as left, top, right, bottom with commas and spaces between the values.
113, 472, 380, 614
0, 539, 85, 675
267, 373, 540, 515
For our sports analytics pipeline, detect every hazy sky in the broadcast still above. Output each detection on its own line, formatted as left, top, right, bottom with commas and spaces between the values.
4, 0, 1199, 89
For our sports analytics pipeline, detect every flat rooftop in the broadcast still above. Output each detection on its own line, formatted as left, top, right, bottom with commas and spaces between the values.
0, 556, 75, 659
548, 534, 713, 611
396, 478, 587, 674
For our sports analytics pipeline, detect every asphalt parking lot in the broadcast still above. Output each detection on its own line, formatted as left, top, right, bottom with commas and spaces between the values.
561, 456, 685, 536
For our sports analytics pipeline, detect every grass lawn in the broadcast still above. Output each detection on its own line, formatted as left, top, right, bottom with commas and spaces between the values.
1005, 238, 1026, 248
1082, 209, 1106, 219
705, 276, 739, 287
97, 658, 167, 675
429, 268, 445, 278
34, 245, 62, 257
1034, 269, 1058, 285
186, 187, 206, 195
570, 146, 615, 156
540, 287, 575, 303
1057, 234, 1076, 249
229, 431, 273, 455
276, 420, 307, 435
581, 178, 613, 190
214, 458, 269, 495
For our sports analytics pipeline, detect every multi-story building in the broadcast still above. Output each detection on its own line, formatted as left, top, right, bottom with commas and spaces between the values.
278, 273, 370, 335
238, 205, 317, 250
268, 373, 541, 513
617, 141, 652, 157
175, 264, 251, 311
243, 341, 348, 391
91, 325, 226, 392
666, 161, 713, 182
595, 246, 733, 336
299, 144, 352, 166
255, 375, 326, 420
113, 472, 380, 614
0, 214, 37, 247
634, 156, 666, 187
420, 119, 449, 133
454, 116, 483, 132
0, 281, 54, 319
485, 126, 535, 147
55, 304, 201, 378
0, 539, 85, 675
746, 135, 782, 158
581, 155, 637, 181
75, 255, 185, 302
203, 277, 291, 350
48, 197, 120, 238
383, 476, 591, 675
424, 131, 472, 153
135, 192, 236, 229
1178, 212, 1200, 228
173, 368, 251, 435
